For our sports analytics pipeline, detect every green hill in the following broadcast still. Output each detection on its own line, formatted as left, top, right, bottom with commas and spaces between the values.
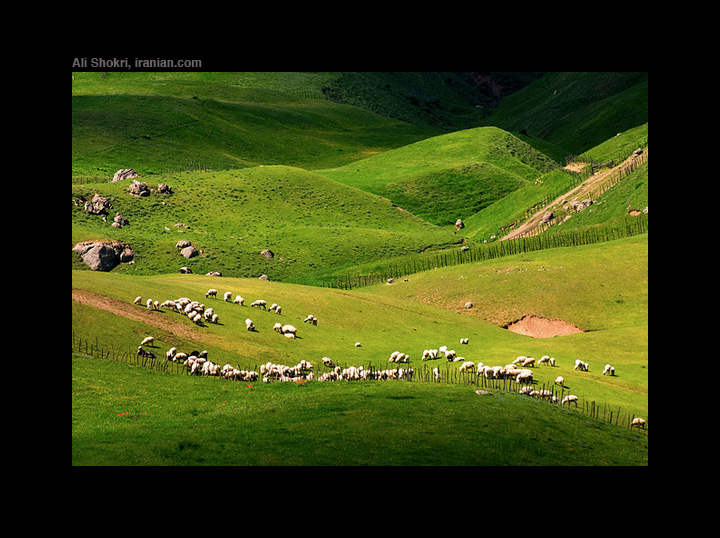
317, 126, 559, 226
478, 72, 648, 156
72, 165, 458, 283
72, 72, 441, 180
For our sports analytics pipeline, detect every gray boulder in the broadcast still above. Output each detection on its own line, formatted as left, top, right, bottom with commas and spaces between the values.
83, 193, 112, 215
128, 180, 150, 197
180, 245, 198, 258
112, 168, 142, 182
73, 240, 134, 271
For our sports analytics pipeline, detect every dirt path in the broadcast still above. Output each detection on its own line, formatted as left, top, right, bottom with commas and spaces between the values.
72, 288, 201, 341
501, 148, 648, 241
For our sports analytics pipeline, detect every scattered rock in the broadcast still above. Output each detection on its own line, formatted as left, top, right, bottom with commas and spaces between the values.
260, 249, 274, 259
112, 168, 141, 182
175, 240, 192, 249
464, 302, 473, 309
179, 266, 193, 274
387, 278, 395, 285
569, 199, 593, 212
73, 240, 134, 271
157, 183, 173, 194
180, 245, 198, 259
128, 180, 150, 197
206, 271, 222, 276
83, 193, 112, 215
475, 390, 493, 396
112, 213, 129, 228
542, 211, 553, 224
258, 274, 270, 281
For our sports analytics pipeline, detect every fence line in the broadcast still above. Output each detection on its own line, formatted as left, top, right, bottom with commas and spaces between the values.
72, 332, 647, 434
321, 214, 648, 290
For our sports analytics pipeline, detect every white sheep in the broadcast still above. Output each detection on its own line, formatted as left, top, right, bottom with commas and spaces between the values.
355, 342, 362, 347
303, 314, 318, 325
460, 338, 469, 345
458, 361, 475, 373
322, 357, 335, 368
515, 369, 533, 384
631, 417, 646, 429
432, 367, 441, 381
444, 349, 457, 361
538, 355, 550, 365
192, 313, 203, 325
140, 336, 154, 347
233, 295, 244, 306
134, 296, 142, 305
562, 395, 578, 406
549, 357, 556, 367
245, 319, 255, 331
574, 359, 589, 371
146, 298, 153, 310
603, 364, 615, 376
273, 322, 283, 332
166, 347, 177, 361
205, 289, 218, 299
281, 324, 297, 338
211, 313, 219, 324
521, 357, 535, 367
251, 300, 267, 310
554, 376, 565, 386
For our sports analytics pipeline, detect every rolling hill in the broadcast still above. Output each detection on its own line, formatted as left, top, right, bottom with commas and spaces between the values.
71, 71, 649, 466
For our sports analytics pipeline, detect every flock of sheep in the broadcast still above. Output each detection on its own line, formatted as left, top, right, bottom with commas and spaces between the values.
131, 287, 644, 428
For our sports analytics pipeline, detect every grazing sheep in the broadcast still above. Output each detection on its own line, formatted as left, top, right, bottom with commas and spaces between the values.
140, 336, 155, 347
211, 313, 219, 324
322, 357, 335, 368
603, 364, 615, 376
549, 357, 556, 367
251, 300, 267, 310
233, 295, 244, 306
521, 357, 535, 368
538, 355, 550, 365
516, 369, 533, 384
574, 359, 589, 372
134, 296, 142, 305
432, 367, 441, 381
245, 319, 255, 331
273, 322, 283, 333
513, 356, 527, 365
146, 298, 153, 310
303, 314, 318, 325
444, 349, 457, 361
631, 417, 646, 429
192, 313, 203, 325
355, 342, 362, 347
223, 291, 232, 302
562, 395, 578, 407
281, 324, 297, 338
460, 338, 469, 345
459, 361, 475, 373
205, 289, 218, 299
166, 347, 177, 361
554, 376, 565, 386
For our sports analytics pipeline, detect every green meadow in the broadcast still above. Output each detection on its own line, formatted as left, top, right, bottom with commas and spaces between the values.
72, 72, 648, 466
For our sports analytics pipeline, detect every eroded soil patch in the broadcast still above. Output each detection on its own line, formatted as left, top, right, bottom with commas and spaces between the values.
505, 315, 584, 338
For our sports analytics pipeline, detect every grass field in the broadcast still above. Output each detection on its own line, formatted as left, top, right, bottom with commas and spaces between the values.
72, 71, 648, 466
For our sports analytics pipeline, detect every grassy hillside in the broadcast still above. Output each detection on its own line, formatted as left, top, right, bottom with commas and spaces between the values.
72, 353, 648, 466
72, 165, 458, 282
72, 72, 441, 180
317, 126, 559, 226
460, 124, 649, 241
479, 72, 648, 156
72, 234, 648, 465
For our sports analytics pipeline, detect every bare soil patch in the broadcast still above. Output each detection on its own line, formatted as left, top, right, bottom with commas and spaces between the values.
71, 288, 202, 340
505, 315, 584, 338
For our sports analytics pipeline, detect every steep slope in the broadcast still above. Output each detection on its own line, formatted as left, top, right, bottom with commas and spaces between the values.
479, 72, 648, 155
317, 126, 558, 226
